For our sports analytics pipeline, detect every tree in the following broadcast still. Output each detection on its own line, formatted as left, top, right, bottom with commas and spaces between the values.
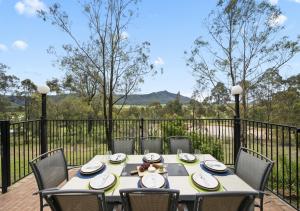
0, 63, 19, 119
211, 82, 230, 117
185, 0, 300, 117
249, 69, 283, 121
39, 0, 156, 150
165, 92, 183, 116
46, 78, 61, 94
20, 79, 37, 120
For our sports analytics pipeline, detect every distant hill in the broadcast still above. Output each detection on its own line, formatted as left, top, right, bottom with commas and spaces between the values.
5, 90, 192, 106
117, 91, 191, 105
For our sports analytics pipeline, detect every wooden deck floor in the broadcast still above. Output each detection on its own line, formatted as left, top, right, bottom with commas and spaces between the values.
0, 169, 296, 211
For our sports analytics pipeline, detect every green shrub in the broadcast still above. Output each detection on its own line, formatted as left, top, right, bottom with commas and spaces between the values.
162, 119, 186, 137
189, 132, 224, 161
271, 156, 298, 200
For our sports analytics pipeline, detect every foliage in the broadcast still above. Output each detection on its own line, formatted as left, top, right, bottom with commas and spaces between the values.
164, 92, 183, 116
191, 132, 224, 161
39, 0, 157, 150
48, 96, 92, 120
161, 120, 224, 161
271, 156, 298, 199
161, 119, 187, 137
185, 0, 300, 117
0, 63, 20, 119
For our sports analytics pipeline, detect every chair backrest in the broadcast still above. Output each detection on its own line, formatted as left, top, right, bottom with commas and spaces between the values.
235, 147, 274, 191
42, 189, 107, 211
168, 136, 193, 154
141, 137, 163, 154
29, 148, 68, 190
193, 191, 257, 211
120, 188, 179, 211
112, 138, 135, 154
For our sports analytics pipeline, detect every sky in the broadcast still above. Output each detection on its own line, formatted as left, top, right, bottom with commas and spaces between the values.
0, 0, 300, 98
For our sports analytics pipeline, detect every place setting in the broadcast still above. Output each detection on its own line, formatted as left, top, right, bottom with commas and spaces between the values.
190, 171, 222, 192
177, 149, 199, 164
138, 172, 169, 189
142, 152, 163, 163
79, 159, 106, 176
109, 153, 127, 164
200, 159, 232, 175
89, 172, 118, 192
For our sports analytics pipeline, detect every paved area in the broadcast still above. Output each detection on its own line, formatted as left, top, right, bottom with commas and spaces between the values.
0, 169, 296, 211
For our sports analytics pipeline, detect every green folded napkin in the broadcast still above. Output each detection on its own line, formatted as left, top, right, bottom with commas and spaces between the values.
188, 175, 224, 192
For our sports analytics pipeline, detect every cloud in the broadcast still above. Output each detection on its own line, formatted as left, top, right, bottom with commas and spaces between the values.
12, 40, 28, 50
269, 0, 278, 5
0, 43, 8, 51
292, 0, 300, 3
15, 0, 46, 16
269, 14, 287, 27
154, 57, 165, 65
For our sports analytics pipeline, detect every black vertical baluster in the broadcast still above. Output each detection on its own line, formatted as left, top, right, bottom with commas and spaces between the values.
265, 123, 268, 157
270, 124, 273, 190
282, 126, 285, 198
13, 124, 16, 183
276, 125, 279, 195
296, 128, 299, 210
288, 127, 291, 204
260, 122, 263, 155
17, 124, 19, 180
22, 122, 25, 178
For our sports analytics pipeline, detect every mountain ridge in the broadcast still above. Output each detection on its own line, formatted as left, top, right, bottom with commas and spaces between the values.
6, 90, 192, 106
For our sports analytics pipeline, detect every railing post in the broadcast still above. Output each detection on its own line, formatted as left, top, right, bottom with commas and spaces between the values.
233, 93, 241, 164
40, 93, 48, 154
140, 118, 144, 139
1, 120, 11, 193
234, 116, 241, 163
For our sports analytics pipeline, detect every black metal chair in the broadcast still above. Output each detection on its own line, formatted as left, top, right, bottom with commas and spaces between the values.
193, 191, 258, 211
29, 148, 69, 211
42, 189, 107, 211
167, 136, 193, 154
141, 137, 163, 154
234, 147, 274, 211
120, 188, 179, 211
112, 137, 135, 154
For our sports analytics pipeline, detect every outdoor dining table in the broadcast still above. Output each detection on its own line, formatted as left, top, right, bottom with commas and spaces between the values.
61, 154, 256, 209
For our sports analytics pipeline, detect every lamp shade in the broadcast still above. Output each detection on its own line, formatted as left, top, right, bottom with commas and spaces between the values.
231, 85, 243, 95
37, 85, 50, 94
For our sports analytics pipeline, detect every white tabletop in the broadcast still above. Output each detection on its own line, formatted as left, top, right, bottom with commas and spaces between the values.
62, 154, 255, 201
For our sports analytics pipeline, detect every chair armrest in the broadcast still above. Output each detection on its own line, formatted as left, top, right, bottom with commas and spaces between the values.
33, 188, 60, 195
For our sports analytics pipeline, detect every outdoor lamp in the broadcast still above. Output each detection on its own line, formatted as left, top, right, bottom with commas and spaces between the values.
231, 84, 243, 162
37, 85, 50, 94
37, 84, 50, 154
231, 85, 243, 96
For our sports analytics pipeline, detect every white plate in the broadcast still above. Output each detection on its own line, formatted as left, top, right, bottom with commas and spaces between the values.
80, 160, 104, 174
143, 153, 161, 162
203, 160, 227, 172
110, 153, 126, 162
179, 153, 196, 162
141, 173, 165, 188
192, 172, 219, 190
89, 173, 116, 190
